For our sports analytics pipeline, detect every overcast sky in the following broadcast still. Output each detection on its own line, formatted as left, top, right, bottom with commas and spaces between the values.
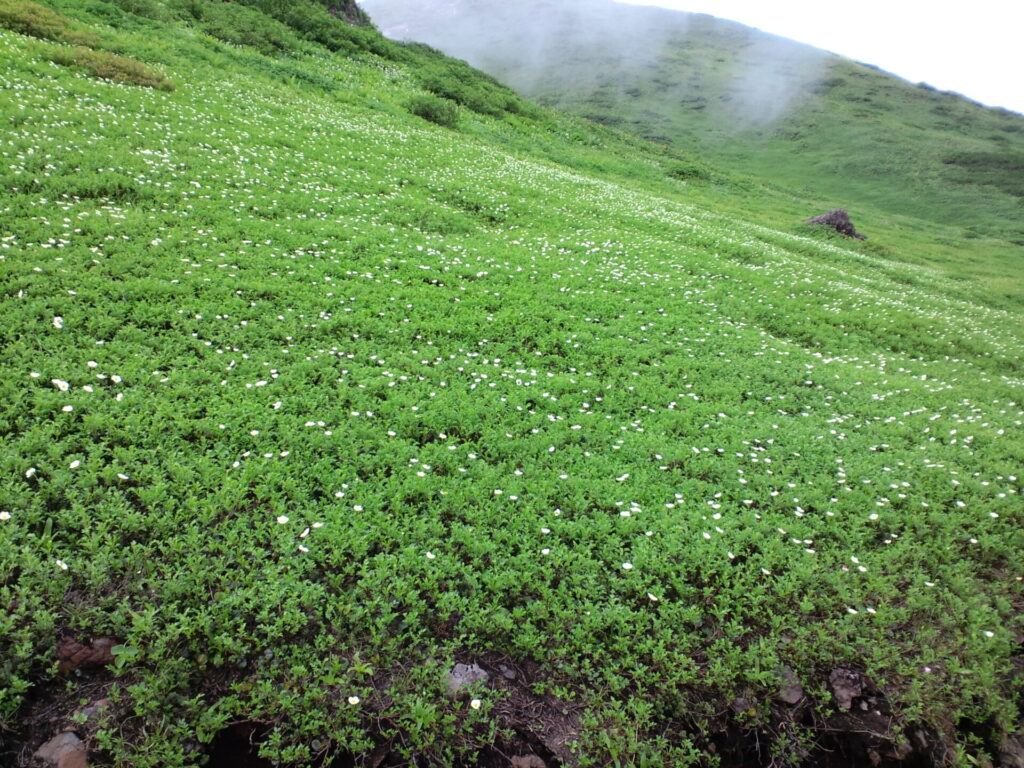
614, 0, 1024, 114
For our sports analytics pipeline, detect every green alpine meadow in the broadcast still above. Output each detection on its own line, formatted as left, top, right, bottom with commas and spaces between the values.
0, 1, 1021, 766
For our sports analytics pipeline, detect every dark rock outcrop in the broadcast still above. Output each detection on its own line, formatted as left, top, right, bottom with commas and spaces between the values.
326, 1, 370, 25
805, 209, 867, 239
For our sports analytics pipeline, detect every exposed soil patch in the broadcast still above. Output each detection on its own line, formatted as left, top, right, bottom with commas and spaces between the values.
4, 655, 1014, 767
206, 722, 275, 768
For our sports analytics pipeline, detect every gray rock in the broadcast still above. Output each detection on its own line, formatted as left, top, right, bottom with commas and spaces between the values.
1000, 735, 1024, 768
446, 662, 489, 695
776, 665, 804, 705
499, 663, 517, 680
72, 699, 110, 723
804, 209, 867, 240
829, 668, 864, 710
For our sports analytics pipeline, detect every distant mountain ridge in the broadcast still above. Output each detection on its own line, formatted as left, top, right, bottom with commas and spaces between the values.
361, 0, 1024, 244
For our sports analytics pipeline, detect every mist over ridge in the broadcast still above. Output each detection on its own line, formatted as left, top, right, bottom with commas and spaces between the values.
359, 0, 831, 133
359, 0, 1024, 243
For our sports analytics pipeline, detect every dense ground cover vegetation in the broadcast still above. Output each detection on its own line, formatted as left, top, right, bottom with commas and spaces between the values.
1, 2, 1022, 766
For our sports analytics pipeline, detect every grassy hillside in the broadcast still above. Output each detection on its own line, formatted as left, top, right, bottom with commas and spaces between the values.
1, 2, 1022, 767
362, 0, 1024, 248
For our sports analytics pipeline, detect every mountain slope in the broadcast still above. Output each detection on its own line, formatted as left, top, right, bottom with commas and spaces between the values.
362, 0, 1024, 245
1, 2, 1022, 767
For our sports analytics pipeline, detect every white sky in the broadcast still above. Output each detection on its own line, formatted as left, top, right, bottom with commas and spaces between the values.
615, 0, 1024, 114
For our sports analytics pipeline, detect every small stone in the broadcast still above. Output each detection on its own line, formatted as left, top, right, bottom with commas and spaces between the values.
58, 749, 89, 768
1000, 735, 1024, 768
829, 668, 864, 710
56, 637, 117, 674
730, 696, 751, 714
445, 662, 488, 696
73, 699, 110, 722
498, 663, 517, 680
511, 755, 546, 768
34, 732, 86, 767
775, 666, 803, 705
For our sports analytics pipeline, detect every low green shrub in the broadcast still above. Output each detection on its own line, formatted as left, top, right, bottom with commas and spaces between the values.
186, 0, 302, 55
45, 45, 175, 90
408, 94, 460, 128
0, 0, 100, 46
666, 161, 713, 182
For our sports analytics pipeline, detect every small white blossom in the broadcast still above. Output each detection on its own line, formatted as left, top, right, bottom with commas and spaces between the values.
276, 515, 289, 524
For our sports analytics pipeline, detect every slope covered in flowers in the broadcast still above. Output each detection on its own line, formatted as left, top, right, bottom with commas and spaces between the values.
1, 3, 1022, 766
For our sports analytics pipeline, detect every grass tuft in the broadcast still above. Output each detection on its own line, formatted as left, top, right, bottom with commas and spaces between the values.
44, 44, 174, 89
0, 0, 99, 45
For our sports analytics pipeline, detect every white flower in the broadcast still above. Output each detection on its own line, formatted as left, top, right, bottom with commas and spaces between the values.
621, 562, 633, 570
647, 592, 659, 602
52, 379, 70, 392
69, 460, 80, 469
983, 630, 995, 638
469, 699, 481, 710
56, 559, 68, 571
0, 511, 10, 521
53, 316, 63, 329
25, 467, 36, 478
276, 515, 289, 524
425, 551, 436, 559
347, 696, 360, 705
62, 405, 73, 412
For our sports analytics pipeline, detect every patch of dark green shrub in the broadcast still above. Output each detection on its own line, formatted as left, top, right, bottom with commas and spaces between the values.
0, 0, 100, 46
185, 0, 302, 55
45, 44, 175, 90
408, 94, 460, 128
667, 161, 712, 182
